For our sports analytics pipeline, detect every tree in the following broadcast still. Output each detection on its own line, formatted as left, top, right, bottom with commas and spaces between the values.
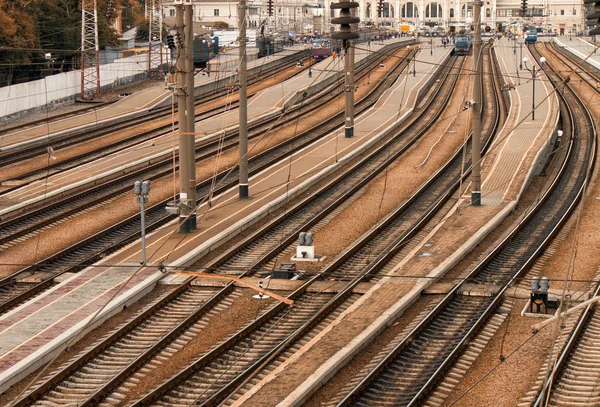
0, 0, 37, 85
120, 0, 145, 30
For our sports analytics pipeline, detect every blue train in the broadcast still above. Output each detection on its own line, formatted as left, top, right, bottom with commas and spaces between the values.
525, 30, 538, 43
312, 39, 332, 61
193, 35, 219, 68
454, 35, 472, 55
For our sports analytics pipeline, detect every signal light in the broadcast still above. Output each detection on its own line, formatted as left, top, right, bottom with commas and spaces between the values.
377, 0, 384, 16
521, 0, 528, 17
584, 0, 600, 35
267, 0, 273, 16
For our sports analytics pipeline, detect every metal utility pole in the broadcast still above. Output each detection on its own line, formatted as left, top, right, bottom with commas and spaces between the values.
239, 0, 249, 198
331, 1, 360, 138
175, 1, 196, 233
147, 0, 164, 78
80, 0, 100, 100
471, 0, 482, 206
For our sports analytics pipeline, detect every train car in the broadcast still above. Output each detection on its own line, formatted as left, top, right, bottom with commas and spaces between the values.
454, 36, 472, 55
312, 39, 332, 61
257, 35, 284, 57
193, 35, 219, 68
525, 31, 538, 43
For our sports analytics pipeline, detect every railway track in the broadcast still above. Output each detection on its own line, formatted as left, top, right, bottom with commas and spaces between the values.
521, 43, 600, 407
10, 52, 468, 407
333, 41, 596, 407
128, 47, 506, 407
543, 42, 600, 92
0, 43, 418, 314
0, 51, 311, 169
213, 48, 507, 407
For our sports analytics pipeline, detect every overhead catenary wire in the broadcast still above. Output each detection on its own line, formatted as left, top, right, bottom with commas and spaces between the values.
8, 39, 599, 404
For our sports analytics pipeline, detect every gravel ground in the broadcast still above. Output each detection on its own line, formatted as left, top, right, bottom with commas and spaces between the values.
117, 290, 277, 406
305, 294, 442, 407
295, 55, 473, 275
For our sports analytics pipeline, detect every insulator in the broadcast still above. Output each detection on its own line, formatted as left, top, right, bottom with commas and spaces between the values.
331, 1, 360, 42
539, 277, 550, 294
584, 0, 600, 35
530, 277, 539, 293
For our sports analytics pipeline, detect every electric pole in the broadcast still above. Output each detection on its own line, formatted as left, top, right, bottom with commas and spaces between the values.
239, 0, 249, 198
331, 1, 360, 138
80, 0, 100, 101
472, 0, 482, 205
175, 1, 197, 233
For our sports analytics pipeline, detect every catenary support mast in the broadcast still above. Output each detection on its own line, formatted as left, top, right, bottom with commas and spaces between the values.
80, 0, 100, 101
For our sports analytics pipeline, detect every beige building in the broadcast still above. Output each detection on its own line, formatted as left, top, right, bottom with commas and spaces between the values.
353, 0, 585, 33
161, 0, 585, 36
162, 0, 324, 35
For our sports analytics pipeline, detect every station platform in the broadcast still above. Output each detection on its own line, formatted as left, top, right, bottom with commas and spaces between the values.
553, 36, 600, 70
0, 38, 415, 218
223, 38, 561, 407
482, 37, 559, 204
0, 45, 309, 153
0, 37, 433, 394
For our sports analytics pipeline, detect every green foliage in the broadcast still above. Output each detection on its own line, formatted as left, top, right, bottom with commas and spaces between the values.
0, 0, 144, 85
136, 21, 168, 41
121, 0, 145, 30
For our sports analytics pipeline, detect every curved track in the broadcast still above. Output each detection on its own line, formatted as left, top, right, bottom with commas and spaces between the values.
335, 41, 596, 407
525, 42, 600, 407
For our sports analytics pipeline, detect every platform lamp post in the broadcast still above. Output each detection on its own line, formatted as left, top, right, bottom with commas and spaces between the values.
331, 0, 360, 138
430, 27, 433, 55
134, 180, 151, 265
519, 38, 523, 69
522, 56, 545, 120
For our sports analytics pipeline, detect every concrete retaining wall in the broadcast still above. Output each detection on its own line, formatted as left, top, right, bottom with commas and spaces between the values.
0, 52, 167, 122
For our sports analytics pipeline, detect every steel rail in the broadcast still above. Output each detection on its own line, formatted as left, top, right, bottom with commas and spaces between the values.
109, 54, 464, 407
0, 50, 312, 167
12, 47, 454, 404
335, 41, 595, 407
210, 50, 509, 407
528, 41, 599, 407
0, 44, 413, 315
